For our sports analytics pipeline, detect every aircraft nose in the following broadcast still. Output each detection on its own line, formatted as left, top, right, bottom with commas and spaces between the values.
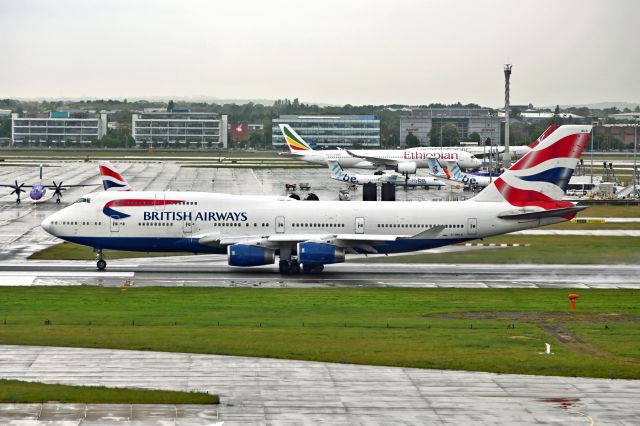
41, 216, 54, 235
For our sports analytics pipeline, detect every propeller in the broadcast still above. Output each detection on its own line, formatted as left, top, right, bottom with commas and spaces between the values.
52, 181, 65, 203
9, 180, 26, 203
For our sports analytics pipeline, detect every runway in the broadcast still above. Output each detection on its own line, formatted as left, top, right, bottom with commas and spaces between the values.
1, 257, 640, 288
2, 345, 639, 425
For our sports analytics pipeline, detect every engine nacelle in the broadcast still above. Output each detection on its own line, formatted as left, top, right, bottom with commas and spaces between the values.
297, 242, 345, 266
395, 162, 417, 174
227, 244, 275, 267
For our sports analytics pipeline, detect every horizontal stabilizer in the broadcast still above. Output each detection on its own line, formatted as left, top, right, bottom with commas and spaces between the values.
498, 206, 588, 220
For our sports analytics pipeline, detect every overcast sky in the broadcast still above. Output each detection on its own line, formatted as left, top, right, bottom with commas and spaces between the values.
2, 0, 639, 107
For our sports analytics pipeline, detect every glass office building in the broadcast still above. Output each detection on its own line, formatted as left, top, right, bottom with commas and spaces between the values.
272, 115, 380, 148
132, 111, 228, 148
11, 112, 108, 145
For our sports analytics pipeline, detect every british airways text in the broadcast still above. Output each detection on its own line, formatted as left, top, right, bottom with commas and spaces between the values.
143, 211, 248, 221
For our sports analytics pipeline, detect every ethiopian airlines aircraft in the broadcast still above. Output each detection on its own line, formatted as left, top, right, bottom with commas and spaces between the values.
280, 124, 481, 172
42, 125, 591, 274
328, 161, 446, 188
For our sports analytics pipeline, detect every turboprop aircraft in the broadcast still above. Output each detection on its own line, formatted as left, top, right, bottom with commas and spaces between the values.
280, 124, 481, 172
42, 125, 591, 274
329, 161, 446, 188
1, 164, 97, 204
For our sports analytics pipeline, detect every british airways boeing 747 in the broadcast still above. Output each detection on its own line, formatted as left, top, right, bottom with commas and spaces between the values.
42, 125, 591, 274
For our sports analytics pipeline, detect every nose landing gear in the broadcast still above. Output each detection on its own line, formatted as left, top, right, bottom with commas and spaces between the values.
94, 248, 106, 271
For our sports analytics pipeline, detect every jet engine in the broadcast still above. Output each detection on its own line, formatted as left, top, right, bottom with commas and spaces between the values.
227, 244, 275, 267
297, 242, 345, 265
395, 162, 417, 174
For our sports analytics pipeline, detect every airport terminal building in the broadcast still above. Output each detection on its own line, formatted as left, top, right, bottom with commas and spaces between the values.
272, 115, 380, 148
11, 111, 108, 145
399, 108, 501, 146
132, 111, 228, 148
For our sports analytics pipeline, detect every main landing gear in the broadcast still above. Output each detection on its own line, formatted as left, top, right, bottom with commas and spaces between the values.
94, 248, 107, 271
278, 259, 324, 275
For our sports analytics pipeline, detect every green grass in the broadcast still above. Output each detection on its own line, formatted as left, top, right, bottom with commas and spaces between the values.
357, 235, 640, 264
28, 242, 188, 261
0, 380, 218, 404
575, 205, 640, 218
542, 222, 640, 230
0, 287, 638, 379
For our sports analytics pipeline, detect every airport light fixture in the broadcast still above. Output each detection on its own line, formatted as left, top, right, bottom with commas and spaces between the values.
591, 121, 598, 185
634, 116, 639, 197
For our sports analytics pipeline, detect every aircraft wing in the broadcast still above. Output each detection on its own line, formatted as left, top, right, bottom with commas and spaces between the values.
0, 184, 34, 188
345, 150, 400, 166
198, 226, 446, 254
473, 147, 505, 159
43, 184, 99, 189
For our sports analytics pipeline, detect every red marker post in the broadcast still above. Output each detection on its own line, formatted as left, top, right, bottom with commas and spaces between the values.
568, 293, 580, 311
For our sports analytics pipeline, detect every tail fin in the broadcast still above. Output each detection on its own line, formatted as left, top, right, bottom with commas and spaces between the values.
426, 157, 451, 179
443, 160, 465, 181
473, 125, 591, 206
98, 161, 132, 191
279, 124, 313, 153
528, 124, 560, 149
328, 161, 343, 178
328, 160, 355, 182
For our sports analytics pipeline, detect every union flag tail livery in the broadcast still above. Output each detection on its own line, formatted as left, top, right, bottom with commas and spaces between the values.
474, 125, 591, 207
528, 124, 561, 149
279, 124, 313, 153
98, 161, 131, 191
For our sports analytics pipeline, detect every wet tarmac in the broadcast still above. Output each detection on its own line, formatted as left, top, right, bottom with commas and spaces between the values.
2, 345, 639, 425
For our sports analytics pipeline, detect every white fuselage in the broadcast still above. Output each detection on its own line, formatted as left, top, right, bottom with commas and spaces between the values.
443, 145, 532, 160
331, 171, 446, 188
42, 190, 562, 256
292, 147, 481, 170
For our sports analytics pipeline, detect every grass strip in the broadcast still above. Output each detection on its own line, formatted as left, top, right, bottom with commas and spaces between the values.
0, 379, 218, 404
0, 287, 638, 379
355, 235, 640, 264
28, 242, 188, 261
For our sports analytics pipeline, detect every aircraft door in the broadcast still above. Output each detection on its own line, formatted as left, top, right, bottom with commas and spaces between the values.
275, 216, 285, 233
355, 217, 365, 234
110, 216, 120, 233
183, 220, 193, 235
154, 193, 165, 211
467, 218, 477, 235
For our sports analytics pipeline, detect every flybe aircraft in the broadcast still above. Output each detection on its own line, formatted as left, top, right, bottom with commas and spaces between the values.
280, 124, 481, 172
329, 161, 446, 188
427, 158, 493, 188
42, 125, 591, 274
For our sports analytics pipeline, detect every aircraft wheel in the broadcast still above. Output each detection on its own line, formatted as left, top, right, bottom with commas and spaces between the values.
289, 260, 301, 274
97, 259, 107, 271
278, 260, 291, 274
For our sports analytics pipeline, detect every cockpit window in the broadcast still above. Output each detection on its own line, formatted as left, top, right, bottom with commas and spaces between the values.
74, 197, 91, 204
